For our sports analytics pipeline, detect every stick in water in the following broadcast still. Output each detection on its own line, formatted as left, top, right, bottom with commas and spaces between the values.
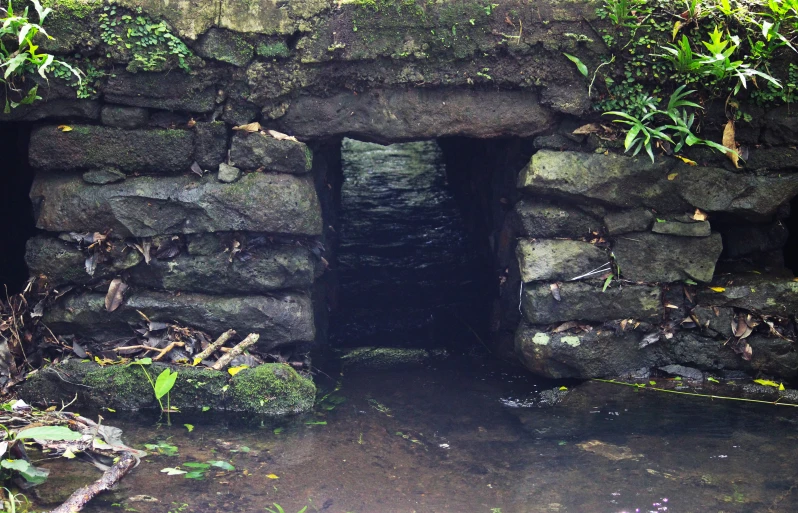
51, 451, 137, 513
210, 333, 260, 370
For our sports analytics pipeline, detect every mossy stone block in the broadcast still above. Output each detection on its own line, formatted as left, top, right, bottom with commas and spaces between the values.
230, 364, 316, 415
196, 28, 254, 67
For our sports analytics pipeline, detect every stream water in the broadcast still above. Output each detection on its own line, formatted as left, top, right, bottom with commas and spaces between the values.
34, 357, 798, 513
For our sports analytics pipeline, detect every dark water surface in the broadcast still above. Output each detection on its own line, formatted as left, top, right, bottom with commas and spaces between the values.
35, 358, 798, 513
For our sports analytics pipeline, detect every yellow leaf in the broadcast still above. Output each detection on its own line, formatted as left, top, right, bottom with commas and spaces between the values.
266, 473, 279, 479
57, 125, 72, 132
722, 120, 740, 168
192, 357, 202, 366
674, 155, 696, 166
228, 365, 249, 376
707, 377, 719, 383
232, 122, 261, 133
779, 383, 785, 391
62, 448, 77, 459
45, 405, 57, 412
558, 386, 568, 391
692, 208, 708, 221
672, 20, 682, 41
709, 287, 726, 292
667, 172, 679, 180
753, 379, 780, 388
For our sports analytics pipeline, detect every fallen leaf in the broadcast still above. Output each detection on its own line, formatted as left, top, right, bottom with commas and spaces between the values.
672, 20, 683, 40
266, 473, 279, 479
674, 155, 696, 166
184, 424, 194, 433
160, 468, 187, 476
228, 365, 249, 376
187, 118, 196, 128
709, 286, 726, 292
550, 283, 561, 301
572, 123, 601, 135
742, 342, 752, 360
233, 122, 261, 133
639, 332, 660, 348
552, 321, 578, 333
722, 120, 740, 168
105, 278, 128, 312
267, 129, 298, 142
190, 161, 204, 177
664, 303, 680, 309
57, 125, 72, 132
753, 379, 780, 388
667, 172, 679, 180
707, 376, 719, 383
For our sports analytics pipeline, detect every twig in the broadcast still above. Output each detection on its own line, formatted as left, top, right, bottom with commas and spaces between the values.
193, 329, 236, 362
113, 342, 185, 361
568, 262, 612, 281
210, 333, 260, 370
51, 451, 136, 513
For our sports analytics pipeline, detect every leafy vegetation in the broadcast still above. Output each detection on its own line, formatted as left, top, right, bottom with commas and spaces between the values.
0, 0, 82, 111
130, 358, 179, 423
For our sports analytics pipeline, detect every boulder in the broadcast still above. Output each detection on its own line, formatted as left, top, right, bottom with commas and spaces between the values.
613, 232, 723, 283
43, 291, 315, 347
511, 200, 599, 238
276, 88, 556, 142
516, 239, 608, 283
696, 274, 798, 318
30, 173, 323, 237
603, 209, 654, 235
29, 125, 194, 174
518, 150, 798, 220
521, 281, 662, 324
230, 132, 312, 174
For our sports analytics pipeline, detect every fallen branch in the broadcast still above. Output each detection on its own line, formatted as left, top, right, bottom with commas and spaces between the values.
210, 333, 259, 370
193, 329, 236, 362
113, 341, 185, 361
50, 451, 136, 513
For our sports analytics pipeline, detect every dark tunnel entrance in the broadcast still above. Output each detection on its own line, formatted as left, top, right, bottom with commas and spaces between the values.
0, 123, 35, 295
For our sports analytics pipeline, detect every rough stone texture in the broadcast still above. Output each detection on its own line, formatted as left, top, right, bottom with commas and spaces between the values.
19, 360, 315, 415
217, 162, 241, 182
604, 209, 654, 235
100, 105, 150, 129
746, 147, 798, 172
762, 106, 798, 145
219, 0, 328, 35
129, 245, 320, 294
516, 239, 608, 283
196, 28, 254, 67
111, 0, 219, 40
29, 125, 194, 174
521, 281, 662, 324
651, 220, 711, 237
613, 232, 723, 283
518, 150, 798, 220
30, 173, 323, 237
25, 236, 142, 286
511, 200, 599, 238
717, 221, 789, 258
692, 305, 735, 338
230, 132, 312, 173
697, 274, 798, 318
193, 122, 228, 171
276, 89, 556, 142
338, 347, 440, 370
104, 71, 217, 112
0, 99, 101, 122
43, 290, 315, 346
82, 168, 126, 184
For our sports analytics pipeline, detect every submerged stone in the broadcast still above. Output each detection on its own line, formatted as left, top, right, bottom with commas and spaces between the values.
31, 172, 323, 237
338, 347, 445, 370
230, 132, 312, 174
613, 232, 723, 283
19, 360, 314, 415
516, 239, 608, 283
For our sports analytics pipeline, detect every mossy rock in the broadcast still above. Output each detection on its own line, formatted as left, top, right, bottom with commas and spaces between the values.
338, 346, 447, 370
19, 360, 315, 415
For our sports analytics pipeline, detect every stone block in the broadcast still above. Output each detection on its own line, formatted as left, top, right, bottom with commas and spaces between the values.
651, 220, 711, 237
603, 209, 653, 235
101, 105, 150, 129
29, 125, 194, 174
511, 200, 599, 238
25, 236, 142, 286
230, 132, 312, 174
104, 71, 217, 112
30, 173, 323, 237
217, 163, 241, 182
43, 290, 315, 346
613, 232, 722, 283
516, 239, 608, 283
196, 28, 254, 67
696, 274, 798, 318
82, 168, 126, 185
193, 122, 228, 171
521, 281, 661, 324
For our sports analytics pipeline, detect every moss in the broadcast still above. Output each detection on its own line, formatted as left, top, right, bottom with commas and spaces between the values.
339, 346, 434, 369
45, 0, 102, 18
256, 41, 290, 58
230, 364, 315, 415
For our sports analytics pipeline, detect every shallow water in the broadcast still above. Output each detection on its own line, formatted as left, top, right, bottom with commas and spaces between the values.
34, 357, 798, 513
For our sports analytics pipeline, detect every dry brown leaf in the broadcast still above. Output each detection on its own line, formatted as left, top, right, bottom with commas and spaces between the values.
572, 123, 601, 135
105, 278, 128, 312
722, 120, 740, 168
552, 321, 578, 333
190, 162, 204, 177
187, 118, 197, 128
667, 172, 679, 181
233, 122, 262, 133
742, 342, 752, 360
267, 129, 298, 142
692, 208, 708, 222
665, 303, 680, 309
550, 283, 562, 301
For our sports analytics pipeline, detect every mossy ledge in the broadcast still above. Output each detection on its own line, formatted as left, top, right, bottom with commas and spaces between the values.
19, 360, 315, 415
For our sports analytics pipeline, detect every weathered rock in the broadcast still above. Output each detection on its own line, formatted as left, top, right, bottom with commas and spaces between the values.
613, 232, 723, 283
697, 274, 798, 318
692, 305, 735, 338
29, 125, 194, 174
230, 132, 312, 174
25, 236, 142, 286
129, 245, 320, 293
511, 200, 599, 238
186, 234, 226, 256
717, 221, 789, 258
521, 281, 662, 324
533, 133, 583, 152
518, 150, 798, 220
20, 360, 315, 415
217, 163, 241, 183
104, 71, 217, 112
603, 209, 654, 235
746, 146, 798, 172
82, 168, 126, 185
338, 347, 443, 370
540, 82, 590, 116
43, 290, 315, 347
100, 105, 150, 129
0, 99, 101, 122
276, 89, 556, 142
30, 173, 323, 237
651, 220, 711, 237
659, 364, 703, 380
516, 239, 608, 283
193, 122, 228, 171
762, 106, 798, 145
196, 28, 254, 67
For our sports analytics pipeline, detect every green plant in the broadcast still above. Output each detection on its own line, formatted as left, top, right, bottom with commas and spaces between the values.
130, 358, 179, 423
0, 0, 82, 111
265, 504, 308, 513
